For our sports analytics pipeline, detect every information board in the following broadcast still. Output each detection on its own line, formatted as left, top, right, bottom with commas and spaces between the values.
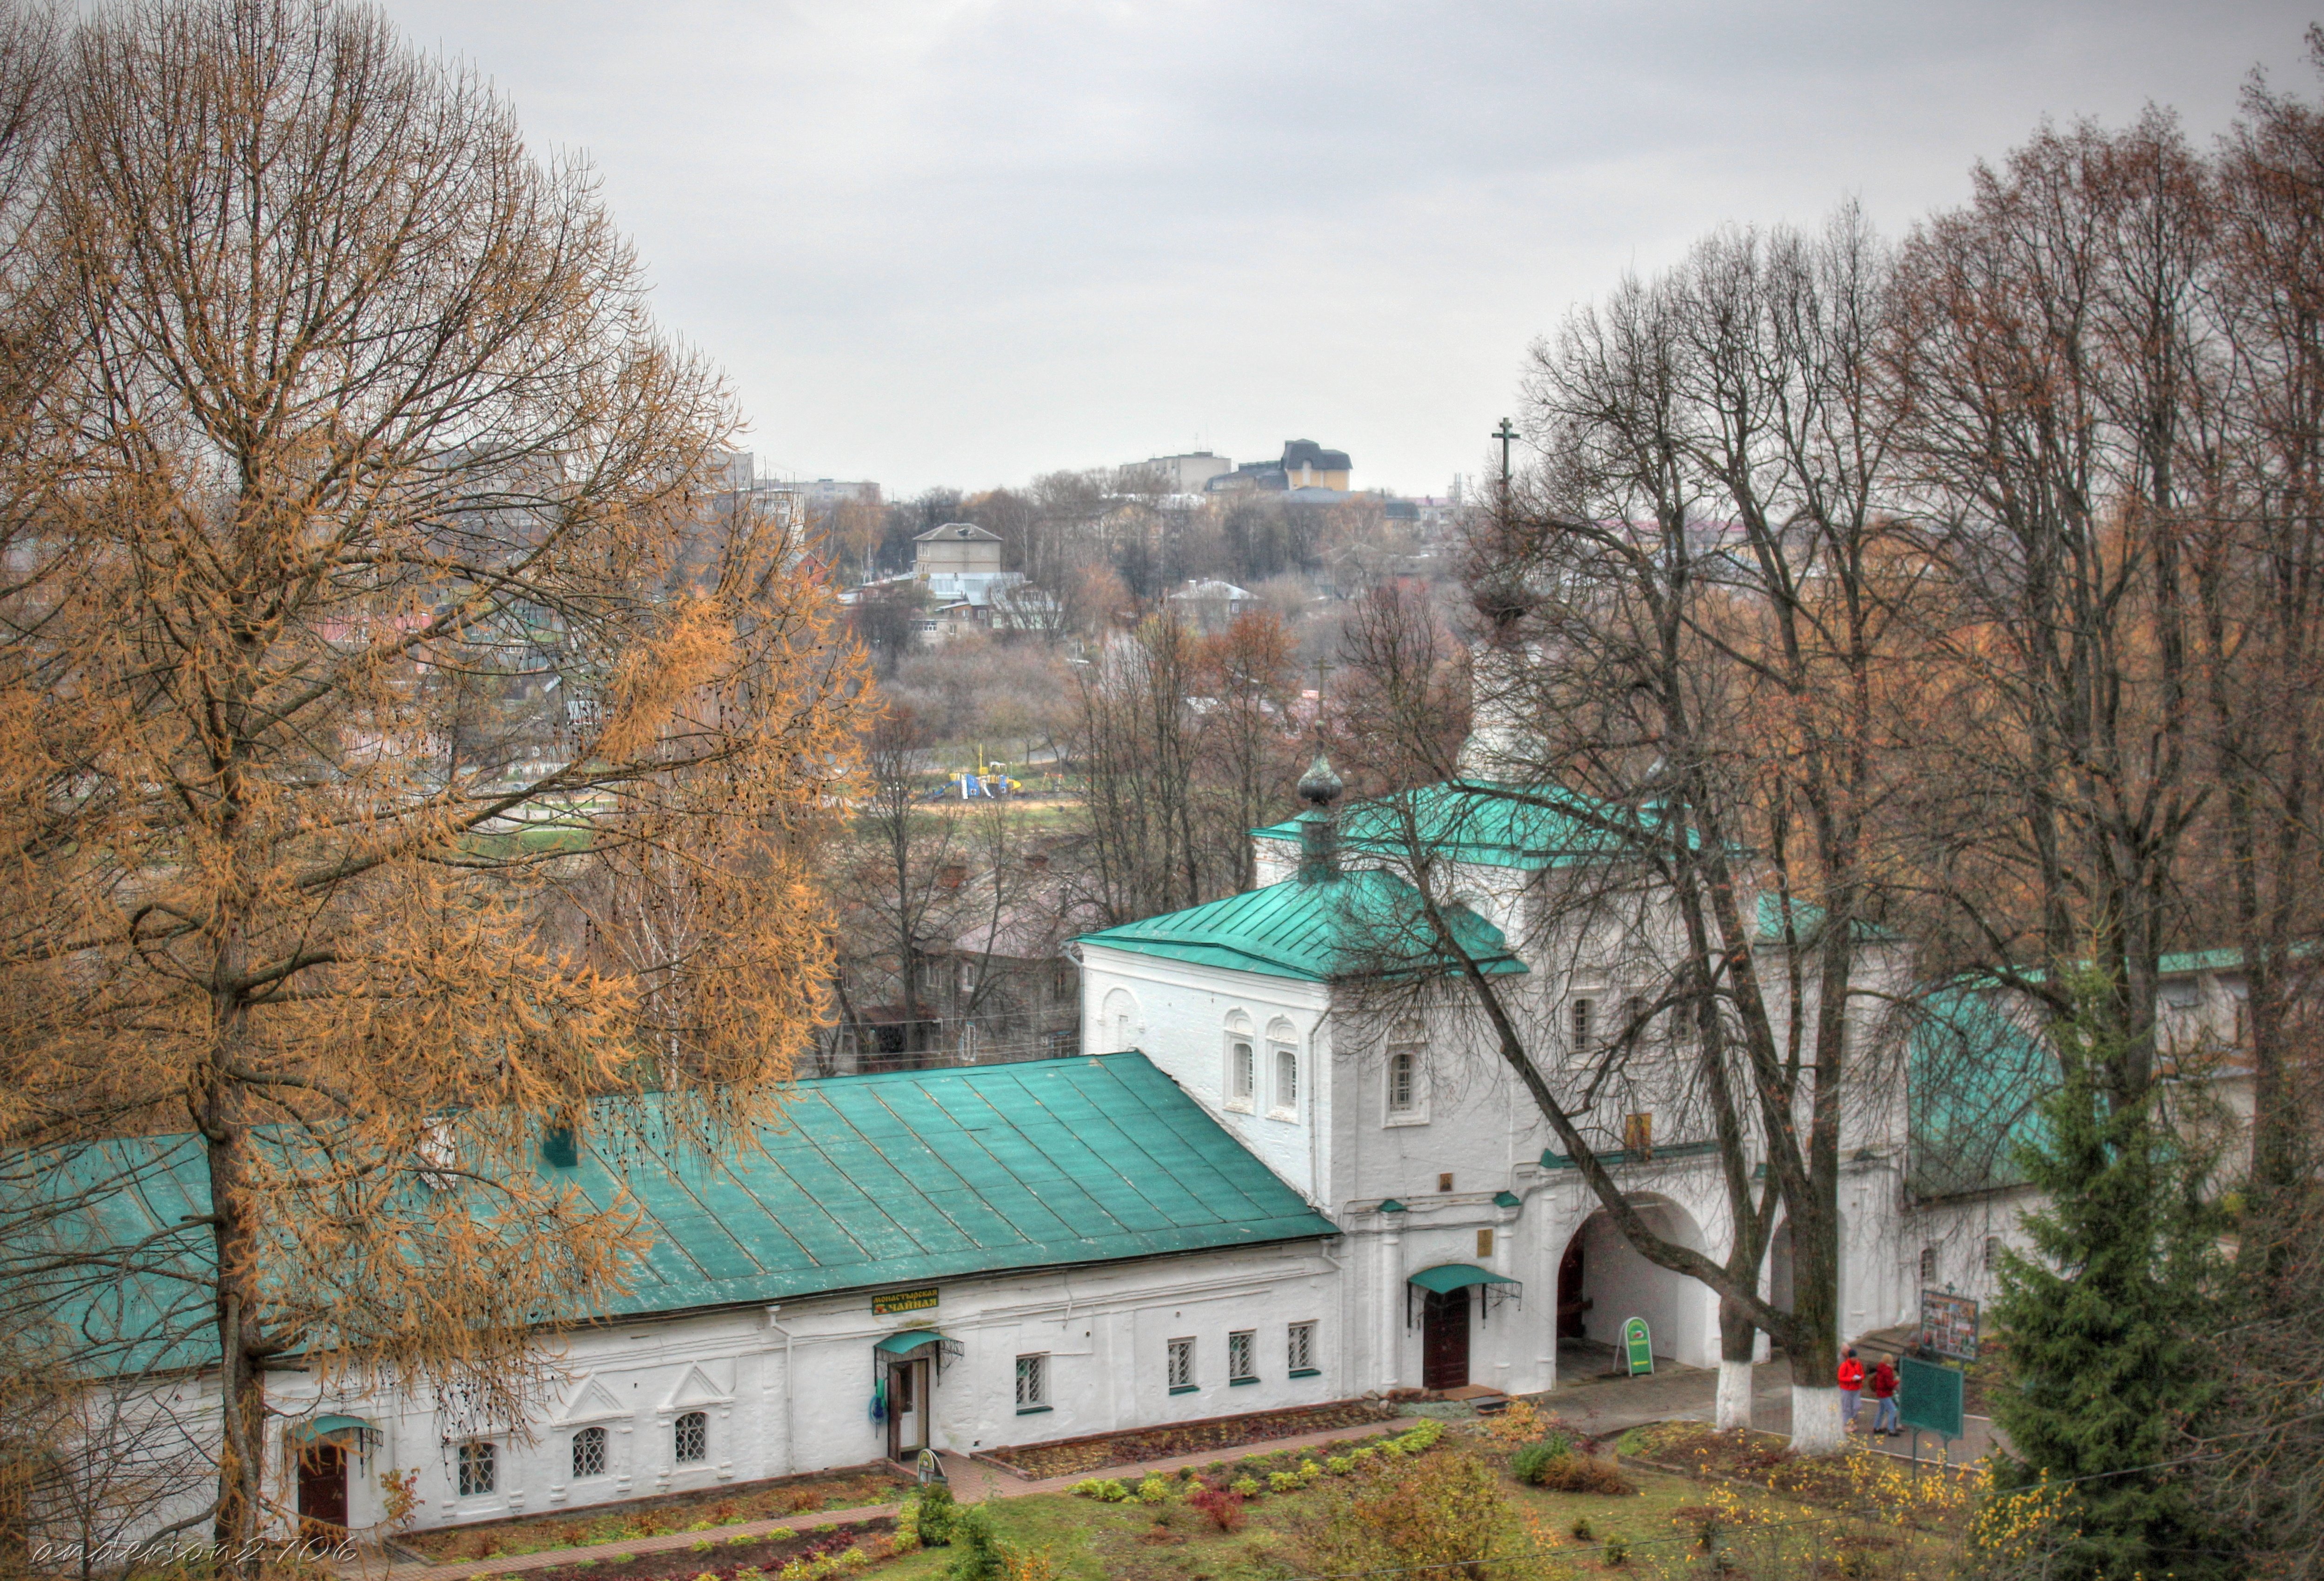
1919, 1289, 1980, 1362
872, 1286, 939, 1316
1623, 1316, 1654, 1376
1898, 1356, 1965, 1440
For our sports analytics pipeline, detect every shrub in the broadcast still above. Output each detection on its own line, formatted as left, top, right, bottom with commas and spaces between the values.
1069, 1477, 1130, 1502
946, 1507, 1005, 1581
692, 1540, 715, 1553
1326, 1455, 1355, 1475
1230, 1475, 1261, 1498
1569, 1518, 1593, 1541
1298, 1460, 1323, 1484
1533, 1455, 1638, 1496
1136, 1474, 1173, 1504
1604, 1534, 1631, 1566
913, 1481, 959, 1547
1299, 1449, 1508, 1581
1187, 1482, 1248, 1534
1512, 1436, 1587, 1486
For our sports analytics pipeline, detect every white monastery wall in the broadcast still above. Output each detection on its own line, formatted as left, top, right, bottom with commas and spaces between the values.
256, 1241, 1338, 1536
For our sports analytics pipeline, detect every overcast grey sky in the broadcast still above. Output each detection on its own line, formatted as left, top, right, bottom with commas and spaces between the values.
380, 1, 2315, 499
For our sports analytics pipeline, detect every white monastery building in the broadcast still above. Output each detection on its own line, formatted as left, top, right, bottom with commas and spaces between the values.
66, 701, 2259, 1541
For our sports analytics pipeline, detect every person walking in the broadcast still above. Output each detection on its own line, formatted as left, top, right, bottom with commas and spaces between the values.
1870, 1357, 1901, 1436
1838, 1348, 1865, 1431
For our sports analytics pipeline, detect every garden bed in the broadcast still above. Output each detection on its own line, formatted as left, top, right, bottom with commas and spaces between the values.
1614, 1420, 1981, 1523
980, 1398, 1398, 1480
498, 1516, 898, 1581
402, 1465, 911, 1562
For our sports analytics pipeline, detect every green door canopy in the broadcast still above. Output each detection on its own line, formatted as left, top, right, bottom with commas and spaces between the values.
875, 1329, 952, 1357
874, 1329, 963, 1380
1408, 1263, 1518, 1294
1406, 1263, 1522, 1325
286, 1414, 380, 1450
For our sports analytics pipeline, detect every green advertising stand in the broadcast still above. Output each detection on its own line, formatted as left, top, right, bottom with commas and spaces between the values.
1898, 1356, 1964, 1478
1622, 1317, 1654, 1376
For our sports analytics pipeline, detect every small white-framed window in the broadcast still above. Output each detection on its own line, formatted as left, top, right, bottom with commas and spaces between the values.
1569, 997, 1595, 1049
1016, 1353, 1049, 1412
1919, 1246, 1938, 1284
1622, 994, 1647, 1044
1228, 1329, 1257, 1384
571, 1426, 607, 1479
456, 1440, 496, 1497
1983, 1235, 2001, 1272
1271, 1044, 1299, 1118
673, 1410, 707, 1465
1167, 1336, 1195, 1393
1287, 1321, 1317, 1375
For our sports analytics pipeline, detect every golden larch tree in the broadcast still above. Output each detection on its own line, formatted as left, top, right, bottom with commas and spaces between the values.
0, 0, 866, 1554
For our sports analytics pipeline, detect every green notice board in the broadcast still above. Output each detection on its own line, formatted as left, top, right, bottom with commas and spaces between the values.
1623, 1317, 1654, 1376
1898, 1356, 1964, 1439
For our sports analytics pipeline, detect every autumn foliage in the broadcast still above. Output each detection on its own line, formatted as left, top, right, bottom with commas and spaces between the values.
0, 0, 864, 1555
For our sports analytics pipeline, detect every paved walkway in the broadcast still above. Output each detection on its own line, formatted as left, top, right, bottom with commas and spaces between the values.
1527, 1353, 2004, 1465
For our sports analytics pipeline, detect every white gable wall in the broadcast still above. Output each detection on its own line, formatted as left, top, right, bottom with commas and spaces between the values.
1079, 945, 1333, 1204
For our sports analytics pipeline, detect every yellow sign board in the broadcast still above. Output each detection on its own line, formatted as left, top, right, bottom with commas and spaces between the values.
872, 1287, 939, 1316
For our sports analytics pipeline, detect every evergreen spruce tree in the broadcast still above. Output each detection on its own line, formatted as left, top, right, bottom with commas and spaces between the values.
1990, 990, 2232, 1579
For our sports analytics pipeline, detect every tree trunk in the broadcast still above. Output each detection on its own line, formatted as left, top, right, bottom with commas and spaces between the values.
1716, 1296, 1756, 1431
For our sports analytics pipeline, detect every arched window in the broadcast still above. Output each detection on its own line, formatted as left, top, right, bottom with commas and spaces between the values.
1100, 988, 1137, 1053
673, 1411, 707, 1465
572, 1426, 607, 1478
1225, 1013, 1255, 1111
1267, 1021, 1299, 1118
1386, 1049, 1418, 1116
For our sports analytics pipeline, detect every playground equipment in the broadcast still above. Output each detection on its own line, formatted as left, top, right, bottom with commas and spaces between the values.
930, 747, 1022, 801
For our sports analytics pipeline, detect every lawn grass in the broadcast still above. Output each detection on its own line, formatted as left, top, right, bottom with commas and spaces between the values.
872, 1466, 1743, 1581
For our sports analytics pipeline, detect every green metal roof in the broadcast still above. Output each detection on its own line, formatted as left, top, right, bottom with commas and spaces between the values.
1075, 869, 1526, 982
1408, 1263, 1519, 1293
1250, 779, 1638, 871
15, 1054, 1338, 1376
1906, 988, 2054, 1198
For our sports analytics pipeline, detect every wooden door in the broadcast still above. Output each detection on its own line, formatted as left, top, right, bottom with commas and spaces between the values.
296, 1443, 348, 1534
885, 1359, 929, 1461
1420, 1287, 1470, 1391
1557, 1238, 1589, 1338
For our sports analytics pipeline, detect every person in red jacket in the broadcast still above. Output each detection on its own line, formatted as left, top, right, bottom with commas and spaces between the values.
1837, 1348, 1865, 1430
1870, 1357, 1901, 1436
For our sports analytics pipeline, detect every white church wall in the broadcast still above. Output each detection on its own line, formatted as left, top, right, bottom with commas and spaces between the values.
1078, 946, 1333, 1202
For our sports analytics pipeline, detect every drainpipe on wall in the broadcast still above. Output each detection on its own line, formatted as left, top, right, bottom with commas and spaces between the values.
763, 1307, 796, 1476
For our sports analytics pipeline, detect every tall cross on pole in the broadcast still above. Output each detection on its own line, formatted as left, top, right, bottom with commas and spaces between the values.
1493, 418, 1517, 486
1310, 656, 1331, 743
